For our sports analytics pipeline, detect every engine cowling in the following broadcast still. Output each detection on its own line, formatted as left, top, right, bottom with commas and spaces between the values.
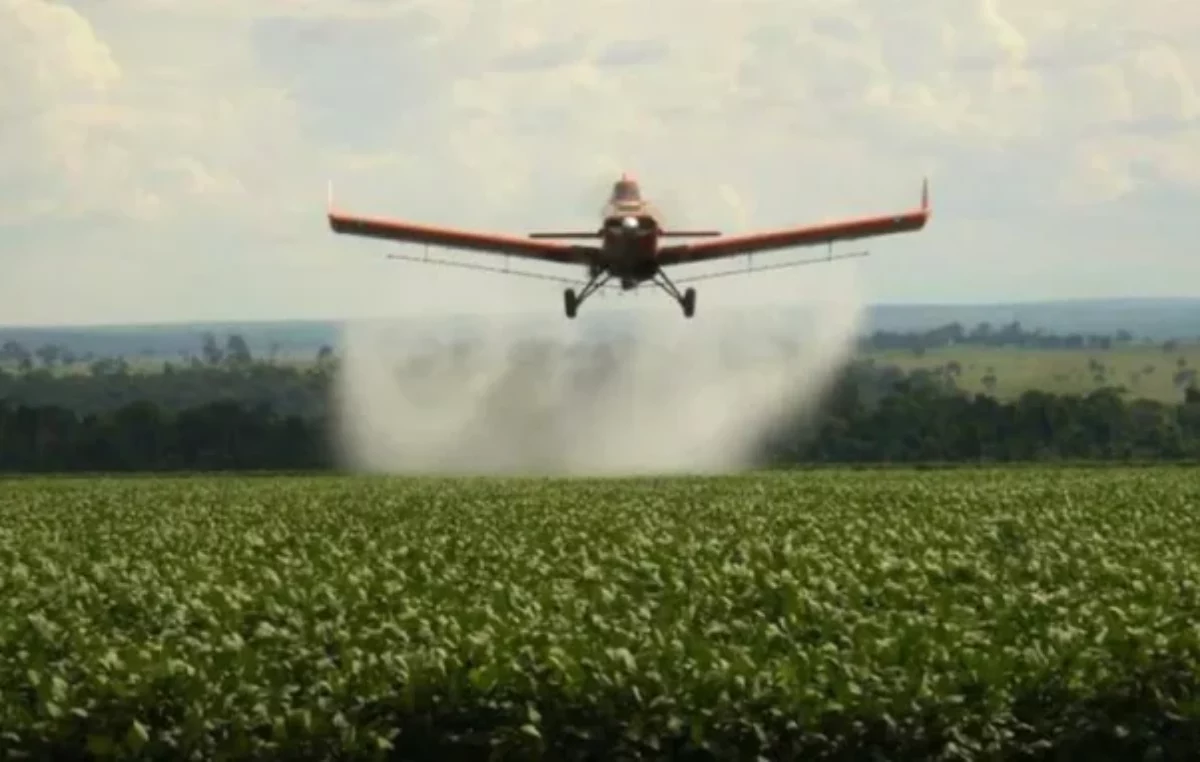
605, 215, 650, 233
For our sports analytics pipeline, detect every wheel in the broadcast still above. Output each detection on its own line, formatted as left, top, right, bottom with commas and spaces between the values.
681, 288, 696, 318
564, 288, 578, 319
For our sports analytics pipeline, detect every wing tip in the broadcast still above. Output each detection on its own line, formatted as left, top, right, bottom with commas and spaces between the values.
918, 176, 931, 224
326, 180, 345, 233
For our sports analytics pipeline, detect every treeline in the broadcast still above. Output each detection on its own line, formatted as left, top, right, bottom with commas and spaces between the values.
3, 356, 1199, 472
0, 331, 337, 381
0, 345, 334, 417
0, 400, 330, 472
4, 328, 1199, 419
760, 366, 1200, 464
3, 322, 1198, 378
858, 320, 1193, 352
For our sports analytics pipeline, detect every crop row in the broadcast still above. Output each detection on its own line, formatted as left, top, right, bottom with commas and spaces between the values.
1, 468, 1199, 759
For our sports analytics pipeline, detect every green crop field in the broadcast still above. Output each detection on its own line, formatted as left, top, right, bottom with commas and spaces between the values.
2, 469, 1199, 759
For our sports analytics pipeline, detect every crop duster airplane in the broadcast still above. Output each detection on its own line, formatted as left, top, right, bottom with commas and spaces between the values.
327, 173, 930, 319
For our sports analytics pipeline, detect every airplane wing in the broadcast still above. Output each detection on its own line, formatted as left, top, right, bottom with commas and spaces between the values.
656, 179, 930, 267
326, 183, 598, 265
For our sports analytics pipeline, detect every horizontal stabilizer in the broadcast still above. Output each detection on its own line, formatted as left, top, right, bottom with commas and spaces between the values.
528, 230, 602, 239
529, 229, 722, 239
659, 230, 721, 238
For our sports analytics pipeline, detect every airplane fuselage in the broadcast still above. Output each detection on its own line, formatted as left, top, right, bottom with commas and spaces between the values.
596, 197, 662, 288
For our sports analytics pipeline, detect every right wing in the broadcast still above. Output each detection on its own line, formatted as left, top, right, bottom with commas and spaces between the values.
327, 184, 597, 265
656, 179, 930, 266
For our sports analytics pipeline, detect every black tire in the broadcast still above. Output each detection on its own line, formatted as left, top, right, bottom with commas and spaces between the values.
564, 288, 578, 319
682, 288, 696, 318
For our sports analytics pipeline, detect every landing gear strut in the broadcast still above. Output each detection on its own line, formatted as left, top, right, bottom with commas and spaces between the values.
563, 268, 696, 319
651, 269, 697, 318
563, 271, 611, 319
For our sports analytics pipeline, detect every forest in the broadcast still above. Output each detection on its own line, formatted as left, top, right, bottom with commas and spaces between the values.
2, 324, 1199, 472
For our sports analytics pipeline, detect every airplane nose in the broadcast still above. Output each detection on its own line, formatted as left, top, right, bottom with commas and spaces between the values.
622, 216, 638, 229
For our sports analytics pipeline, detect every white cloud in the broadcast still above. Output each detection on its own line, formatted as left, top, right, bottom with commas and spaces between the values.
1, 0, 120, 223
0, 0, 1197, 325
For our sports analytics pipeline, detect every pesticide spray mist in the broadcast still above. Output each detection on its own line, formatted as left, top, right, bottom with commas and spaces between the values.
332, 275, 864, 476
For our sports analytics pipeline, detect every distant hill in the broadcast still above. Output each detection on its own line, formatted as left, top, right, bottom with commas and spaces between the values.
0, 320, 341, 360
1, 298, 1198, 359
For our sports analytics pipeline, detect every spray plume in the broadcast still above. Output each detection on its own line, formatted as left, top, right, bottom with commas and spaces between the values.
332, 273, 864, 476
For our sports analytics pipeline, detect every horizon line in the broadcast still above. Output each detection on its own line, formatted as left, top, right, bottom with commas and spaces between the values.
1, 295, 1199, 332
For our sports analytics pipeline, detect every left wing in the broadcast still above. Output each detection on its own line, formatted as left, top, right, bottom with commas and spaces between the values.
327, 184, 597, 265
656, 179, 930, 267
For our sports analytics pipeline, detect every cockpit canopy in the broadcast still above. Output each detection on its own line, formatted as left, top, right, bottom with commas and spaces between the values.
612, 179, 641, 202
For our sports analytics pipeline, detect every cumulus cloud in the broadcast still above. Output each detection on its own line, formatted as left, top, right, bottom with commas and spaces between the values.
0, 0, 1197, 325
1, 0, 120, 224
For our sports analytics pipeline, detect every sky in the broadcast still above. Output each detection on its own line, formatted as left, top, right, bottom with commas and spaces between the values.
1, 0, 1198, 326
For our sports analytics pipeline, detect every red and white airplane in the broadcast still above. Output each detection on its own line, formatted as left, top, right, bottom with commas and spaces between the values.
327, 173, 930, 319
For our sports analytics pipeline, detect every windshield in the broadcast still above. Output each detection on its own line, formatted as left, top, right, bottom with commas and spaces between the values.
612, 180, 641, 202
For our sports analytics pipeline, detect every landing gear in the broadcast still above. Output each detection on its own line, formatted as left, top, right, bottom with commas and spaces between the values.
681, 287, 696, 318
563, 270, 611, 319
562, 268, 696, 319
651, 269, 697, 319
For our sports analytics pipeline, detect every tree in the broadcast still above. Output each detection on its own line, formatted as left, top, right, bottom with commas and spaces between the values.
315, 345, 335, 371
981, 371, 998, 394
35, 345, 60, 368
225, 334, 253, 367
1, 341, 31, 365
201, 333, 223, 366
1174, 368, 1197, 390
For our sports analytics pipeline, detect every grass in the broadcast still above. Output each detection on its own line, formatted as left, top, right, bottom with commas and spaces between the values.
1, 468, 1199, 758
865, 343, 1200, 401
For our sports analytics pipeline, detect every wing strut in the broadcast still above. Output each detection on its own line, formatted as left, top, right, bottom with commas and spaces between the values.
383, 251, 619, 289
672, 249, 870, 284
